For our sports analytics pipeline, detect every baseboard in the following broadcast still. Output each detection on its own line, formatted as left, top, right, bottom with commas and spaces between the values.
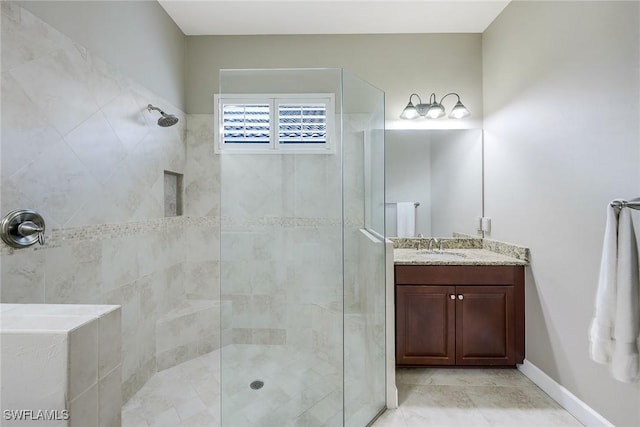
386, 385, 398, 409
518, 360, 613, 427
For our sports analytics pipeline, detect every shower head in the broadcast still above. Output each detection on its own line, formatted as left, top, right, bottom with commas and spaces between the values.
147, 104, 179, 127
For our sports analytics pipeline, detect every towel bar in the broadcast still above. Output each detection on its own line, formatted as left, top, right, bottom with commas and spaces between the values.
610, 199, 640, 210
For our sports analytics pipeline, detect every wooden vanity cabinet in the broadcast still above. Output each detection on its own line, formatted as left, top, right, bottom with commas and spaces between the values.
395, 265, 524, 367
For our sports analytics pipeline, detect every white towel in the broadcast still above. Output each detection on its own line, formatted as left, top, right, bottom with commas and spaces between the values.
589, 203, 619, 364
396, 202, 416, 238
589, 203, 640, 383
611, 207, 640, 382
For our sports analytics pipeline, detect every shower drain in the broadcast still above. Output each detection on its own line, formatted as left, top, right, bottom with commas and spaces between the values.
250, 380, 264, 390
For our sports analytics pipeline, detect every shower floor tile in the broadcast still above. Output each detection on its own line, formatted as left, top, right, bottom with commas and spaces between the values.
372, 368, 584, 427
122, 344, 342, 427
122, 350, 220, 427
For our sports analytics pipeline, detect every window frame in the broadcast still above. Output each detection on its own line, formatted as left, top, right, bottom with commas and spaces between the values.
214, 93, 335, 154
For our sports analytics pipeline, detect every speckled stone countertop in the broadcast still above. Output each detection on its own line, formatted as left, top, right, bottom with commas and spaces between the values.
391, 237, 529, 266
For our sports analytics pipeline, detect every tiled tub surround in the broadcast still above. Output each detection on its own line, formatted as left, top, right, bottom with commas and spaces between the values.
1, 304, 121, 427
0, 1, 220, 405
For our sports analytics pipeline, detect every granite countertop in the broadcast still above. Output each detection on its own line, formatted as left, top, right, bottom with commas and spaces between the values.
394, 248, 528, 266
391, 237, 529, 266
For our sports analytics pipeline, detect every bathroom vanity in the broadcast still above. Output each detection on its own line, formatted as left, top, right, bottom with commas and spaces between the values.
393, 239, 528, 367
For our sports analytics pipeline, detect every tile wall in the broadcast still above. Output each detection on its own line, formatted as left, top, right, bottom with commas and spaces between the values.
0, 2, 220, 403
218, 149, 343, 350
1, 304, 122, 427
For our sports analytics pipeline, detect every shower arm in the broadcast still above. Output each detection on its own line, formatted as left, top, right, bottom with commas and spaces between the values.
147, 104, 166, 115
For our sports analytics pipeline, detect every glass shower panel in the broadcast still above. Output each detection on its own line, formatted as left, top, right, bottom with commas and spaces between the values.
342, 70, 387, 426
219, 68, 385, 426
219, 68, 345, 426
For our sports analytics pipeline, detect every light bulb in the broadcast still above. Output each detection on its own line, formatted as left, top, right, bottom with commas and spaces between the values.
400, 104, 419, 120
426, 103, 445, 119
449, 101, 470, 119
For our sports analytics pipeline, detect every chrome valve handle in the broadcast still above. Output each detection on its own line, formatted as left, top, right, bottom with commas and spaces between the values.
0, 210, 46, 248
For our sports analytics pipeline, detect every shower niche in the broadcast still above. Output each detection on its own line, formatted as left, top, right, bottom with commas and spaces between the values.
163, 170, 183, 217
218, 68, 386, 426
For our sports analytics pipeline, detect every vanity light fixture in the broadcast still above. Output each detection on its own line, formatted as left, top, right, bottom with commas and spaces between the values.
400, 93, 470, 120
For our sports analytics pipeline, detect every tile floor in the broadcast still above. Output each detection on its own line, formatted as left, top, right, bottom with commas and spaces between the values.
123, 352, 583, 427
372, 368, 584, 427
122, 349, 221, 427
122, 344, 343, 426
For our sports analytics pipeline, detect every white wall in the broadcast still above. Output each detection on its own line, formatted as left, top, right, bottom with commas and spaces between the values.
186, 33, 483, 129
483, 2, 640, 425
17, 0, 186, 110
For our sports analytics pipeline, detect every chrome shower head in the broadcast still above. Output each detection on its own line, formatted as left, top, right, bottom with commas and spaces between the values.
147, 104, 179, 127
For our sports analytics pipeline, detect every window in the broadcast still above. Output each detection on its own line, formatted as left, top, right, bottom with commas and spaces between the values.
277, 101, 327, 146
214, 94, 335, 153
221, 100, 271, 147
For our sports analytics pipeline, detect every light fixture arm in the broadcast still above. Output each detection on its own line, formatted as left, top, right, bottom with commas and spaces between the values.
408, 93, 422, 105
438, 92, 461, 104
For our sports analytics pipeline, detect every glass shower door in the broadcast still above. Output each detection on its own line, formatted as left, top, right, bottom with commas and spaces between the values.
342, 70, 387, 426
219, 68, 345, 426
218, 68, 386, 426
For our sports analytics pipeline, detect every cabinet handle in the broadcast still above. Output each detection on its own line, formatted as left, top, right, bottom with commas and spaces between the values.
458, 294, 464, 300
449, 294, 456, 300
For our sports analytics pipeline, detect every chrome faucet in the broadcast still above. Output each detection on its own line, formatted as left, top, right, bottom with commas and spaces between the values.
416, 233, 424, 250
428, 237, 438, 251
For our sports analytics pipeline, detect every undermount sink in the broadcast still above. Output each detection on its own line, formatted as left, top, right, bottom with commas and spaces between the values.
418, 250, 468, 259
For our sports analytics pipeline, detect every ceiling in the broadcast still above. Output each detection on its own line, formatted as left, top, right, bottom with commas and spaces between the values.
158, 0, 511, 36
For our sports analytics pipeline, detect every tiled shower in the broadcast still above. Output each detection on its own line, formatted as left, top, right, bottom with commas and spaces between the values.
1, 0, 218, 411
1, 3, 387, 426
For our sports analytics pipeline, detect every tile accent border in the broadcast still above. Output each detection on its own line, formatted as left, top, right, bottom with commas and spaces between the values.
221, 216, 363, 229
519, 360, 614, 427
0, 215, 364, 256
0, 216, 218, 255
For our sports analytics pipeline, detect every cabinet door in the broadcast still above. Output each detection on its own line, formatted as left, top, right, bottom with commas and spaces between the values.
396, 285, 456, 365
456, 285, 515, 365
